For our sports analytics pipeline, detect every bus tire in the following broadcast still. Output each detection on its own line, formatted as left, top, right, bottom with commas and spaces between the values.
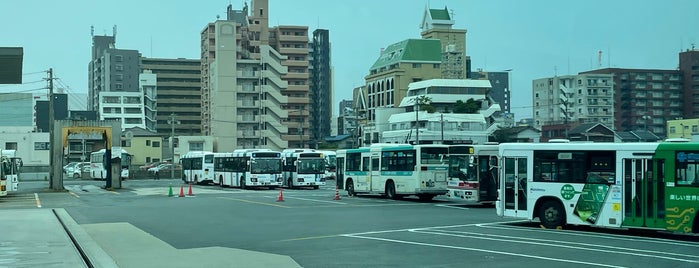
693, 213, 699, 233
386, 181, 399, 200
539, 200, 565, 229
346, 179, 355, 196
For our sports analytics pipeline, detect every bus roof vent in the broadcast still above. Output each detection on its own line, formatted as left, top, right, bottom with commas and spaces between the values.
483, 142, 499, 145
664, 138, 691, 143
548, 139, 570, 143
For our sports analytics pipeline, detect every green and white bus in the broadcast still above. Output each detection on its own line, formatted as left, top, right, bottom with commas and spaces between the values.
337, 143, 449, 201
495, 140, 699, 234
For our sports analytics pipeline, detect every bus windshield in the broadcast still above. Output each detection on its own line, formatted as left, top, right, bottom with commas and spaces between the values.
448, 155, 477, 182
297, 159, 325, 174
420, 147, 448, 164
250, 158, 282, 174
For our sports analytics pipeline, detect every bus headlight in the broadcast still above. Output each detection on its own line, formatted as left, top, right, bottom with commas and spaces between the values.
276, 176, 282, 182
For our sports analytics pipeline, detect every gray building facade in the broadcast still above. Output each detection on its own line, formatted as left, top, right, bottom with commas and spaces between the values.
309, 29, 332, 147
88, 33, 141, 112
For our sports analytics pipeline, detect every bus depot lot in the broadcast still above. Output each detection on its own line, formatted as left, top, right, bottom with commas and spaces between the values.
5, 180, 698, 268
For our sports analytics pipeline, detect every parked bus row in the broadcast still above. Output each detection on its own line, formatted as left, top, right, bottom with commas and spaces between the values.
180, 148, 331, 190
335, 140, 699, 235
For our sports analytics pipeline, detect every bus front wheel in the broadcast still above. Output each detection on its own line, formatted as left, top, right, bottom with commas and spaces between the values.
539, 200, 565, 229
346, 179, 355, 196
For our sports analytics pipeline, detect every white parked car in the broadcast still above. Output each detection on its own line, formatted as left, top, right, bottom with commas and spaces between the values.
63, 162, 90, 179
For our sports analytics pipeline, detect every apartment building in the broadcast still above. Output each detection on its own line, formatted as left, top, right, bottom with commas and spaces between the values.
532, 74, 614, 131
140, 57, 202, 136
582, 68, 683, 136
308, 29, 332, 147
200, 11, 288, 151
269, 25, 310, 148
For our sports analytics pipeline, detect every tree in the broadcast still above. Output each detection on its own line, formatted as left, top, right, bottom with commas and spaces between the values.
453, 98, 481, 114
489, 127, 519, 143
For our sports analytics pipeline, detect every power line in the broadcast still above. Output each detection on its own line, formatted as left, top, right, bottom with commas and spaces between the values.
0, 79, 46, 87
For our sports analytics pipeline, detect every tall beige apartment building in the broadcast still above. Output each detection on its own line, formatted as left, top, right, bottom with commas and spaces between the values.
269, 25, 310, 148
202, 0, 310, 150
200, 3, 289, 151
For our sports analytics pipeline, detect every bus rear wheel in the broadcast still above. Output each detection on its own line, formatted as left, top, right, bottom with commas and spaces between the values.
386, 181, 399, 200
539, 200, 565, 229
346, 179, 355, 196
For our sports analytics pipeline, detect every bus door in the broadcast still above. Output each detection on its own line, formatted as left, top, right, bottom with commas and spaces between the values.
503, 157, 528, 215
623, 158, 664, 228
370, 155, 380, 192
479, 155, 498, 202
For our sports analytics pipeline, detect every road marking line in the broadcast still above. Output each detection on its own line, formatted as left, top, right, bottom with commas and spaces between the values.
415, 229, 699, 263
434, 204, 469, 210
279, 234, 340, 242
344, 234, 626, 268
69, 192, 80, 198
344, 221, 516, 236
477, 223, 699, 247
218, 197, 290, 208
34, 193, 42, 208
283, 196, 347, 204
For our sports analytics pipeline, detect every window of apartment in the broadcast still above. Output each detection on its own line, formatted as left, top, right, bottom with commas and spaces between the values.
146, 157, 151, 163
146, 140, 151, 146
433, 64, 440, 68
115, 83, 124, 90
412, 78, 422, 82
115, 74, 123, 81
153, 141, 160, 148
189, 142, 204, 151
115, 55, 123, 62
34, 142, 49, 150
125, 118, 142, 124
412, 63, 422, 68
115, 65, 123, 71
122, 140, 131, 147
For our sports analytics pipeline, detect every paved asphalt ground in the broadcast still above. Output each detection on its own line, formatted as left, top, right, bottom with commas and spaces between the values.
2, 177, 698, 267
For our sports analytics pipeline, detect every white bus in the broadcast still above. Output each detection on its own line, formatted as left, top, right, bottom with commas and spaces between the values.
317, 150, 337, 181
337, 143, 449, 201
181, 151, 215, 184
90, 147, 132, 180
445, 144, 499, 204
495, 141, 699, 234
281, 149, 326, 189
213, 149, 283, 189
1, 150, 22, 193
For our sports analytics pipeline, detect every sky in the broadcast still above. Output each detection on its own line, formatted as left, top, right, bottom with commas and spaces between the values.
1, 0, 698, 120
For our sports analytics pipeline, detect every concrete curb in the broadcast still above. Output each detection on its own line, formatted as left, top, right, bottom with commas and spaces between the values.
53, 208, 120, 268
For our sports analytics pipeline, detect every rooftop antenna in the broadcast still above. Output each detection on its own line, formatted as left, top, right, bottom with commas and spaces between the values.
90, 25, 94, 37
598, 50, 602, 68
113, 25, 117, 39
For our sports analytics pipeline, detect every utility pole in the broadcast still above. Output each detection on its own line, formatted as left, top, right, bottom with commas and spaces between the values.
299, 106, 304, 148
440, 113, 444, 144
48, 68, 59, 190
414, 101, 419, 145
169, 113, 178, 179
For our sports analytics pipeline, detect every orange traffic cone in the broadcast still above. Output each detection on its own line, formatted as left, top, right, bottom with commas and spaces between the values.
333, 186, 341, 200
178, 185, 185, 197
277, 187, 284, 202
187, 184, 194, 196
